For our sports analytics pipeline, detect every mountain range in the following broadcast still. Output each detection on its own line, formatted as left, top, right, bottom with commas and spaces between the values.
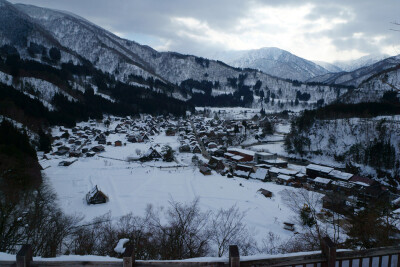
211, 47, 330, 81
0, 0, 399, 119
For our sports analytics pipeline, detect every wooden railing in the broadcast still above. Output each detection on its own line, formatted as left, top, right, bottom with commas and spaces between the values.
1, 237, 400, 267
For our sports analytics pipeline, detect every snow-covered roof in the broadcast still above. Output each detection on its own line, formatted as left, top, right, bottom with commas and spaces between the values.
277, 174, 292, 181
250, 168, 268, 180
265, 159, 287, 164
87, 186, 99, 199
232, 155, 244, 161
351, 181, 370, 187
227, 147, 255, 156
314, 177, 332, 185
269, 167, 298, 175
234, 170, 250, 177
330, 170, 353, 181
255, 152, 274, 156
332, 180, 354, 189
306, 164, 334, 173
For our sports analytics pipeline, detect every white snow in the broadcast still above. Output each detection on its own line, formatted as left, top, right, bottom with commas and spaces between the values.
41, 120, 311, 244
114, 238, 129, 254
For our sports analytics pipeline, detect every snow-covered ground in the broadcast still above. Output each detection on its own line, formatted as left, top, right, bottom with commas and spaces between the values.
249, 143, 286, 156
44, 154, 297, 242
43, 122, 303, 244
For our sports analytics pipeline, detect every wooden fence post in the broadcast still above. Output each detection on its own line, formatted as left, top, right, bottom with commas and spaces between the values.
16, 244, 32, 267
321, 237, 336, 267
123, 245, 135, 267
229, 245, 240, 267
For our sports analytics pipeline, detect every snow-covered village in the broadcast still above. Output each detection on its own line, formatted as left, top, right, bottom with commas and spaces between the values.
1, 0, 400, 266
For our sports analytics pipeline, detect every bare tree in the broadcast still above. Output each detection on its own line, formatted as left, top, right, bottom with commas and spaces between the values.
210, 205, 254, 257
281, 189, 325, 250
148, 198, 211, 260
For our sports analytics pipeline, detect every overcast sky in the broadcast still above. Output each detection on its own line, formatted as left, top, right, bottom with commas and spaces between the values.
10, 0, 400, 63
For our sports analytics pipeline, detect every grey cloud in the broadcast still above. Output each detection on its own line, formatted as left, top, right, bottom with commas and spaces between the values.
9, 0, 400, 60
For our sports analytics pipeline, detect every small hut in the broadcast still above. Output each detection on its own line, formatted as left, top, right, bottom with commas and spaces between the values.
283, 222, 295, 231
199, 166, 212, 175
86, 185, 109, 205
258, 188, 273, 198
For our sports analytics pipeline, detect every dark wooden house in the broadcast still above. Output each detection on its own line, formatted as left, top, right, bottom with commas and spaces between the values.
306, 164, 334, 179
208, 156, 225, 171
86, 185, 109, 205
258, 188, 273, 198
140, 147, 162, 162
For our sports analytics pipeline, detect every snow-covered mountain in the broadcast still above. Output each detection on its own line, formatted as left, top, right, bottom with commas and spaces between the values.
314, 54, 392, 74
0, 0, 355, 111
307, 55, 400, 87
313, 61, 343, 73
333, 54, 391, 72
212, 47, 330, 81
5, 0, 396, 111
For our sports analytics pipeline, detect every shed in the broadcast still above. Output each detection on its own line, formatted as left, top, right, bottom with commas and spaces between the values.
58, 160, 76, 167
199, 166, 212, 175
258, 188, 273, 198
86, 185, 109, 205
114, 140, 122, 147
92, 145, 105, 153
283, 222, 295, 231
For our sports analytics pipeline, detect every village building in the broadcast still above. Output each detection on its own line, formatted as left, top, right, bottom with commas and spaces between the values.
127, 135, 138, 143
313, 177, 332, 190
179, 144, 191, 153
233, 164, 253, 178
250, 168, 269, 181
114, 140, 122, 147
208, 157, 225, 171
191, 145, 202, 154
269, 167, 298, 180
199, 166, 212, 175
207, 142, 218, 149
322, 194, 353, 215
140, 147, 162, 162
231, 155, 245, 163
86, 185, 109, 205
166, 128, 176, 136
54, 146, 70, 156
329, 170, 353, 181
349, 175, 374, 187
276, 174, 293, 185
58, 160, 74, 167
331, 180, 354, 194
91, 145, 105, 153
264, 158, 288, 168
283, 222, 295, 231
227, 148, 255, 162
254, 152, 277, 164
258, 188, 273, 198
69, 150, 82, 158
306, 164, 334, 178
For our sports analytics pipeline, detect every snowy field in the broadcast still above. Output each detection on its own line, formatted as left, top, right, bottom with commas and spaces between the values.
43, 128, 302, 243
249, 143, 286, 156
195, 107, 262, 119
